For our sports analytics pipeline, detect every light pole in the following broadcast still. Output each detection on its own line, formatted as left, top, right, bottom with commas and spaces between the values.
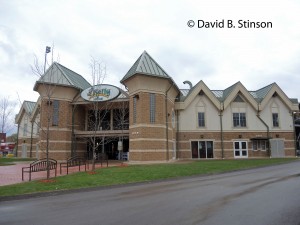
44, 46, 51, 73
44, 46, 51, 179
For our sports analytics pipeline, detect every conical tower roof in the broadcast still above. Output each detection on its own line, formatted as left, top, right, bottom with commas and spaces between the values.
121, 51, 171, 83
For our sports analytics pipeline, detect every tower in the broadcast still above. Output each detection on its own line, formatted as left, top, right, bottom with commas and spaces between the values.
121, 51, 179, 161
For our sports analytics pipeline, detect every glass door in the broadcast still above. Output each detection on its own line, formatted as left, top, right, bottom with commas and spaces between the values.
191, 141, 214, 159
234, 141, 248, 158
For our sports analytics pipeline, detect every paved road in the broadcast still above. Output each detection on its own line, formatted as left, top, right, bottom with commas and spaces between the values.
1, 161, 300, 225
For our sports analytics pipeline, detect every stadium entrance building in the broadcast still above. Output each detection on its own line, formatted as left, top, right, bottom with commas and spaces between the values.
16, 51, 299, 161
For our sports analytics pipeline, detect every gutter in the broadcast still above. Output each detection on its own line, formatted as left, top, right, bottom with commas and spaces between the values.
16, 124, 20, 157
165, 82, 174, 161
256, 108, 270, 156
30, 122, 34, 158
219, 106, 224, 159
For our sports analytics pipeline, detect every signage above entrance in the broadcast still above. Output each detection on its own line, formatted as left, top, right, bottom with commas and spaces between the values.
81, 84, 120, 102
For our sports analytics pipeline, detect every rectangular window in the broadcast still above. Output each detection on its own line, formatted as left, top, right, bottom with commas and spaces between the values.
191, 141, 214, 159
133, 97, 137, 124
252, 140, 268, 151
272, 113, 279, 127
198, 112, 205, 127
23, 124, 28, 136
233, 113, 246, 127
37, 122, 40, 135
150, 93, 156, 123
52, 100, 59, 126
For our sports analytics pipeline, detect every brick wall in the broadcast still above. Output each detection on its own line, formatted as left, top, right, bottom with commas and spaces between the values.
128, 91, 176, 161
177, 130, 296, 159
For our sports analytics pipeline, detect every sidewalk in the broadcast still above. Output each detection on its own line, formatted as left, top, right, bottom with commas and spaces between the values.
0, 161, 122, 186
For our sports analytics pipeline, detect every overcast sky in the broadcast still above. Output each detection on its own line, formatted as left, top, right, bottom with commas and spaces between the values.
1, 0, 300, 110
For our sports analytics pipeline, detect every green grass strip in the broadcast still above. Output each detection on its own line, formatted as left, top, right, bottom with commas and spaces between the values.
0, 158, 297, 197
0, 157, 34, 166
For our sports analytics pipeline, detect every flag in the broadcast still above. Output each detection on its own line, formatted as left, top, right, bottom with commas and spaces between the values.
46, 46, 51, 53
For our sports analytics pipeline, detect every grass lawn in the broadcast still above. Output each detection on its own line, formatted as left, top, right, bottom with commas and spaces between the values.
0, 157, 34, 166
0, 158, 298, 197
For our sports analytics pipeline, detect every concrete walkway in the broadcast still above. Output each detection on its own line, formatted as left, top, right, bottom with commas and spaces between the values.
0, 161, 123, 186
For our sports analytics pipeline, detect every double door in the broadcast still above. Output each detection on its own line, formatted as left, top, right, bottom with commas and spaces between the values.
234, 141, 248, 158
191, 141, 213, 159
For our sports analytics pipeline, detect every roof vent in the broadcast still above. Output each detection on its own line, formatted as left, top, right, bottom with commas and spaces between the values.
183, 80, 193, 90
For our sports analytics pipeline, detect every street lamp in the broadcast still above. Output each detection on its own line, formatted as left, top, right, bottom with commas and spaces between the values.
44, 46, 51, 73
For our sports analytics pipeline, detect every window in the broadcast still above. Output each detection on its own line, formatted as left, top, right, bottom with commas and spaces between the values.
272, 113, 279, 127
52, 100, 59, 126
23, 123, 28, 136
198, 112, 205, 127
23, 117, 28, 136
233, 113, 246, 127
150, 93, 156, 123
191, 141, 214, 159
133, 97, 137, 124
252, 140, 268, 151
36, 122, 40, 135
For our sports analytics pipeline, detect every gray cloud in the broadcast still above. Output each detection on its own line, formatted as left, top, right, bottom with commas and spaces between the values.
1, 0, 300, 104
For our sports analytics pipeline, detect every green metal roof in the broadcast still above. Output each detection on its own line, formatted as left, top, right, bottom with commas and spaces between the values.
250, 83, 274, 103
35, 62, 91, 91
121, 51, 171, 83
290, 98, 299, 104
178, 81, 297, 105
55, 62, 91, 90
24, 101, 36, 114
208, 82, 239, 102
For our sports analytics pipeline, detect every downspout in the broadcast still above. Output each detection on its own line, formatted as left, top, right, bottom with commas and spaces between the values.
219, 106, 224, 159
256, 105, 270, 156
165, 82, 174, 161
30, 122, 34, 158
16, 124, 20, 157
292, 112, 297, 157
71, 105, 76, 157
176, 109, 180, 159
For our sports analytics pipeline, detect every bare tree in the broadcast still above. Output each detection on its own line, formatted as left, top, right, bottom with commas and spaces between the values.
113, 100, 129, 160
30, 45, 59, 179
86, 57, 113, 171
0, 96, 17, 134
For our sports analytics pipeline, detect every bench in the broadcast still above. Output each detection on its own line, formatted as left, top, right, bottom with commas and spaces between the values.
60, 156, 87, 174
22, 158, 57, 181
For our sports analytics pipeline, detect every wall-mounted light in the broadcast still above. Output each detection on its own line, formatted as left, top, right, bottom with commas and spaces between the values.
200, 135, 204, 139
239, 134, 242, 138
276, 134, 279, 138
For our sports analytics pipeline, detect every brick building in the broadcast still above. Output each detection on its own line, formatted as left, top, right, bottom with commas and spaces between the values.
15, 51, 299, 161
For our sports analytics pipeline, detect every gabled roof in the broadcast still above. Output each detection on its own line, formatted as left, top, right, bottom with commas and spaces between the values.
34, 62, 91, 91
257, 82, 298, 111
24, 101, 36, 114
176, 81, 298, 112
175, 80, 221, 110
249, 83, 274, 103
210, 82, 240, 102
120, 51, 171, 83
15, 101, 36, 124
